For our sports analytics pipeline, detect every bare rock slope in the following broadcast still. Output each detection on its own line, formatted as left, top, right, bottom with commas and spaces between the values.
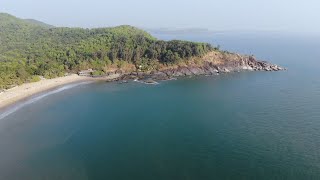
119, 51, 284, 81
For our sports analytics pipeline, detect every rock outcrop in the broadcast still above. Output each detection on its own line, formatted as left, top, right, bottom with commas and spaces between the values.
116, 51, 285, 82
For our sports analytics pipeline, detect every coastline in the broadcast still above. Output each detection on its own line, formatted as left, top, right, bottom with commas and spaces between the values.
0, 53, 285, 112
0, 74, 120, 110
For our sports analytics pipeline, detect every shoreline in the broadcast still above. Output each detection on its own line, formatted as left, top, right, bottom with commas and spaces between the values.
0, 74, 120, 111
0, 54, 285, 112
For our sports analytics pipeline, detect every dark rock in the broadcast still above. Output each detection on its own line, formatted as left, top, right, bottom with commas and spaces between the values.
172, 69, 185, 77
115, 69, 123, 74
188, 67, 206, 75
151, 71, 169, 80
106, 54, 284, 83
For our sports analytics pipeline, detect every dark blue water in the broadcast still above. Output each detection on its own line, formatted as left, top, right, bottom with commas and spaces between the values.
1, 32, 320, 180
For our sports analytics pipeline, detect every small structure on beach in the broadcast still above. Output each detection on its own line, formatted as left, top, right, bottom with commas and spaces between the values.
78, 69, 94, 76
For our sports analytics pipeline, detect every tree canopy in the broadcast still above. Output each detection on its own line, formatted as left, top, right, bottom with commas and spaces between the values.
0, 13, 214, 89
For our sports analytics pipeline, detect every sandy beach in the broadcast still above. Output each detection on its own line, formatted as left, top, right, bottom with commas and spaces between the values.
0, 74, 119, 110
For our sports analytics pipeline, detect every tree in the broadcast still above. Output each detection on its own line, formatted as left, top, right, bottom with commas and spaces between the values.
0, 13, 214, 88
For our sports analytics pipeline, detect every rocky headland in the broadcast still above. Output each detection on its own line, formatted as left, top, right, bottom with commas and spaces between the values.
0, 50, 284, 110
107, 51, 285, 83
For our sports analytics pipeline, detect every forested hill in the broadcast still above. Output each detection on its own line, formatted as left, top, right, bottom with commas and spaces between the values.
0, 13, 214, 89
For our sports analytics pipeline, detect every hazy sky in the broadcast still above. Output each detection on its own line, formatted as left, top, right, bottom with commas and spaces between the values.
1, 0, 319, 33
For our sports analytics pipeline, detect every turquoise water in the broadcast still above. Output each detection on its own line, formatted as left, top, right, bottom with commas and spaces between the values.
1, 33, 320, 180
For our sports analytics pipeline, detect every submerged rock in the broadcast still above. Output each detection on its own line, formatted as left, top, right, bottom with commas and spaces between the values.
144, 79, 159, 85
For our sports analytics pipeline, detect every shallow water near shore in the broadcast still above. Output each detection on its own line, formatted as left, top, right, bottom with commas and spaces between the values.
1, 32, 320, 180
0, 82, 92, 120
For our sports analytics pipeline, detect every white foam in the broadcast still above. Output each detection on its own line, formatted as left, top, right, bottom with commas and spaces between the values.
134, 80, 159, 85
0, 82, 90, 120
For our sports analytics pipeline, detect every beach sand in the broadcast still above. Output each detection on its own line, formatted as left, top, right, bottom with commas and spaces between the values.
0, 74, 120, 110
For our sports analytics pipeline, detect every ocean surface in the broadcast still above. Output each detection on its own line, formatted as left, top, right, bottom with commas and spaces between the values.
1, 32, 320, 180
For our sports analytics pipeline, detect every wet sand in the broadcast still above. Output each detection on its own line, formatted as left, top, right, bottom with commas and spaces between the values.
0, 74, 120, 110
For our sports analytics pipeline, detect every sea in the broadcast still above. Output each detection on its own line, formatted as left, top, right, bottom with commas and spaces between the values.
0, 31, 320, 180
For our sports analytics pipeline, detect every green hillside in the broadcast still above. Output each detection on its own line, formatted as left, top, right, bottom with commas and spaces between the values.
23, 19, 54, 28
0, 13, 214, 89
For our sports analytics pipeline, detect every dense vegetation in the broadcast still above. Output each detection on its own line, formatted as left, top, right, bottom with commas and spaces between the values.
0, 13, 214, 89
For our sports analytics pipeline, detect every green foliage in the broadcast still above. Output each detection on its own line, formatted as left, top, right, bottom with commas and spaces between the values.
0, 13, 214, 88
91, 70, 105, 76
29, 75, 41, 82
136, 58, 160, 71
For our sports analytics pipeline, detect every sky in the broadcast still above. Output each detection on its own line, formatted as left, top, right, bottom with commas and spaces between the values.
0, 0, 319, 33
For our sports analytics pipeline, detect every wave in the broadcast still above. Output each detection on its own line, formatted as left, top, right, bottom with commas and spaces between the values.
161, 77, 177, 81
0, 82, 91, 120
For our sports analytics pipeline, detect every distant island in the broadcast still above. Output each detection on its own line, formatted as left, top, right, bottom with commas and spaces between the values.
0, 13, 284, 108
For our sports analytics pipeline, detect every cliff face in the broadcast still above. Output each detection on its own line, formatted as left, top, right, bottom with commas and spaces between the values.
118, 51, 284, 81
